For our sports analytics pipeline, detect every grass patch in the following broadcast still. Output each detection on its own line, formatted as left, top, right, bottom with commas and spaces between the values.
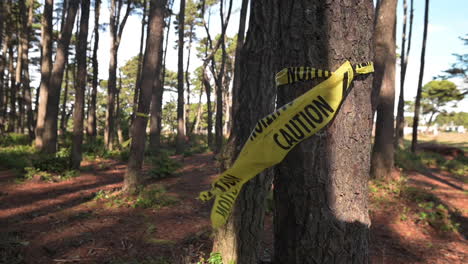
146, 152, 181, 179
0, 133, 31, 147
134, 184, 180, 209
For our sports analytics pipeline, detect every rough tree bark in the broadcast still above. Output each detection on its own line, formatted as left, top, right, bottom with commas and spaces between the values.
71, 0, 90, 169
124, 0, 167, 194
274, 1, 374, 263
87, 0, 100, 139
411, 0, 429, 153
395, 0, 413, 148
370, 0, 397, 179
106, 0, 132, 150
212, 1, 276, 263
35, 0, 54, 149
175, 0, 186, 154
41, 0, 79, 154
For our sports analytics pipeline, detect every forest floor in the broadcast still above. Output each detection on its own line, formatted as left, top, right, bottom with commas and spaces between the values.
0, 139, 467, 263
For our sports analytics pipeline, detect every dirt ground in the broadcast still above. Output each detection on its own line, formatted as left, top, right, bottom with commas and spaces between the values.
0, 152, 466, 263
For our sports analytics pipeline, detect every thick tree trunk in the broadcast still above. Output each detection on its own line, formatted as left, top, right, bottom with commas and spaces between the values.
125, 0, 167, 194
87, 0, 100, 139
411, 0, 429, 153
175, 0, 186, 154
212, 1, 276, 262
273, 1, 374, 263
370, 0, 397, 180
71, 0, 90, 169
395, 0, 413, 147
42, 0, 79, 154
35, 0, 54, 149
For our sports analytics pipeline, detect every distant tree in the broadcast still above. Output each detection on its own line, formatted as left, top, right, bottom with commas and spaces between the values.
435, 112, 468, 127
412, 0, 430, 152
105, 0, 133, 150
444, 34, 468, 94
420, 80, 464, 127
370, 0, 397, 180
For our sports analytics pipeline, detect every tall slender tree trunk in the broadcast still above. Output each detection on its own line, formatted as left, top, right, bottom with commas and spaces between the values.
395, 0, 413, 147
60, 63, 69, 134
274, 1, 374, 263
150, 0, 174, 149
0, 0, 5, 133
125, 0, 167, 194
212, 1, 276, 262
185, 25, 193, 137
7, 46, 15, 132
214, 32, 226, 154
132, 0, 147, 130
175, 0, 186, 154
71, 0, 90, 169
411, 0, 429, 153
87, 0, 100, 139
15, 0, 25, 132
22, 0, 35, 139
106, 0, 132, 150
190, 88, 203, 134
230, 0, 248, 122
35, 0, 54, 149
370, 0, 397, 179
116, 72, 124, 145
42, 0, 79, 154
149, 37, 164, 150
203, 67, 213, 147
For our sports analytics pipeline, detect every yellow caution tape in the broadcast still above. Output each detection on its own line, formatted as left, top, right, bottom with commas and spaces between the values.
200, 61, 374, 228
135, 112, 149, 118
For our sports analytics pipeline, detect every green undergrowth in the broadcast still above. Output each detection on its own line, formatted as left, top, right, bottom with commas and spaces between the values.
83, 138, 130, 162
370, 176, 461, 233
395, 148, 467, 179
145, 150, 181, 179
93, 184, 179, 209
0, 133, 31, 147
0, 143, 78, 182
